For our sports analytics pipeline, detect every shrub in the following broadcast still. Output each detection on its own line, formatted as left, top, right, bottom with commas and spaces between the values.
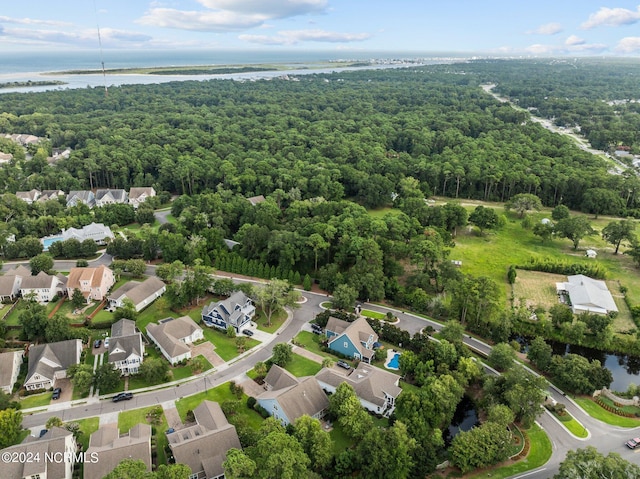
247, 396, 257, 409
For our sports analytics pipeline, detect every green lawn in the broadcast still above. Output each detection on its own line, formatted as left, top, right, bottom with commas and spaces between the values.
573, 396, 640, 427
553, 411, 589, 438
175, 383, 264, 430
367, 207, 403, 219
20, 392, 52, 408
4, 300, 25, 326
294, 331, 336, 361
136, 299, 178, 333
0, 302, 12, 318
118, 406, 169, 465
284, 353, 323, 377
329, 422, 353, 453
361, 309, 386, 320
200, 327, 259, 361
255, 308, 287, 333
74, 417, 100, 451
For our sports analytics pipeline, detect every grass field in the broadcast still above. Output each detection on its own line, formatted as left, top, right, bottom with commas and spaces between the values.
361, 309, 386, 320
512, 270, 565, 310
20, 392, 52, 408
74, 417, 99, 451
118, 406, 169, 465
573, 396, 640, 427
552, 410, 588, 438
284, 353, 323, 377
294, 331, 336, 362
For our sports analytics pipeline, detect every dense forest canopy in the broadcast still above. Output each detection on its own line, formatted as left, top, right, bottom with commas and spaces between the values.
0, 64, 633, 214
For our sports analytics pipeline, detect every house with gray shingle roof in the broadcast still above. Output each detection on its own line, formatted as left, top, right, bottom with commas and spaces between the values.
20, 271, 67, 303
15, 189, 41, 204
61, 222, 115, 245
66, 190, 95, 208
0, 427, 76, 479
0, 273, 22, 301
316, 362, 402, 417
246, 194, 266, 206
325, 316, 378, 364
257, 365, 329, 426
108, 319, 144, 375
556, 274, 618, 315
0, 350, 23, 394
167, 401, 241, 479
38, 189, 65, 203
24, 339, 82, 391
147, 316, 203, 365
84, 423, 151, 479
128, 187, 155, 209
107, 276, 166, 312
95, 188, 128, 207
201, 291, 255, 333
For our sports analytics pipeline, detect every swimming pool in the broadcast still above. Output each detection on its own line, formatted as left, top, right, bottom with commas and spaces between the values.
386, 352, 400, 370
41, 235, 63, 251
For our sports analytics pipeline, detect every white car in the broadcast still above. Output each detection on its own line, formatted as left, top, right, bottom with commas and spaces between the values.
104, 337, 110, 348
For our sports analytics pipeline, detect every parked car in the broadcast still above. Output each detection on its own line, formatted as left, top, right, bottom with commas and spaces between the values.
311, 323, 323, 331
104, 337, 110, 348
39, 429, 48, 438
94, 339, 102, 348
242, 329, 254, 337
626, 437, 640, 449
52, 388, 61, 400
112, 392, 133, 403
337, 360, 351, 370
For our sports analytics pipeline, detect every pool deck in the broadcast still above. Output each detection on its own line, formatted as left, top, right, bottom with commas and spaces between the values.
384, 349, 400, 370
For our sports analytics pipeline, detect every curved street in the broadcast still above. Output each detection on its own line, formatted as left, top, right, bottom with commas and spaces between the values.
10, 254, 640, 478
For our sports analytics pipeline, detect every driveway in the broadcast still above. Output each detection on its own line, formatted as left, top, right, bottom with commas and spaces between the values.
52, 378, 72, 402
191, 342, 224, 368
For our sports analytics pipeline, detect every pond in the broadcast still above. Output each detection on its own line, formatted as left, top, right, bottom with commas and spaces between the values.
443, 395, 479, 446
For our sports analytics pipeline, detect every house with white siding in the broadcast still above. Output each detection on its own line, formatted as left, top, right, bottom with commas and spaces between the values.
147, 316, 203, 365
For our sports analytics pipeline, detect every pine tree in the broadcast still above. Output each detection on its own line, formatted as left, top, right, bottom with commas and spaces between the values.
303, 274, 312, 291
293, 271, 302, 285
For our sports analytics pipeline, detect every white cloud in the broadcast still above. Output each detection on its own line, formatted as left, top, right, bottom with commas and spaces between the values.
581, 6, 640, 29
239, 29, 371, 45
0, 15, 71, 27
525, 43, 560, 55
524, 41, 608, 55
565, 35, 585, 46
138, 8, 267, 31
198, 0, 327, 18
527, 22, 562, 35
616, 36, 640, 53
0, 25, 152, 48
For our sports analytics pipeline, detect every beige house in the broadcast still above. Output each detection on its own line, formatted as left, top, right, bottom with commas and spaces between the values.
0, 350, 23, 394
128, 187, 156, 209
108, 276, 166, 312
84, 424, 152, 479
147, 316, 203, 365
108, 319, 144, 375
257, 365, 329, 426
15, 189, 41, 204
167, 401, 241, 479
316, 362, 402, 417
1, 427, 76, 479
66, 265, 115, 302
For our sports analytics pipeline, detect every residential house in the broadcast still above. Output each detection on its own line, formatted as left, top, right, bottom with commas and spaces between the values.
4, 133, 40, 146
24, 339, 82, 391
257, 365, 329, 426
84, 423, 152, 479
0, 273, 22, 301
62, 222, 115, 245
0, 427, 76, 479
38, 189, 66, 202
66, 265, 115, 302
325, 316, 378, 363
107, 276, 166, 312
66, 190, 95, 208
0, 152, 13, 163
147, 316, 203, 365
246, 194, 266, 206
167, 401, 241, 479
556, 274, 618, 315
201, 291, 255, 333
108, 319, 144, 375
128, 187, 156, 209
316, 362, 402, 416
95, 188, 128, 207
20, 271, 67, 303
0, 350, 23, 394
15, 189, 41, 204
48, 148, 72, 163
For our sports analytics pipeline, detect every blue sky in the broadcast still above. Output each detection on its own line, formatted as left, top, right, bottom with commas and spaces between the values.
2, 1, 640, 55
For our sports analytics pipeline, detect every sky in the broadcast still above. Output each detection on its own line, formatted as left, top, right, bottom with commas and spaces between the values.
2, 1, 640, 56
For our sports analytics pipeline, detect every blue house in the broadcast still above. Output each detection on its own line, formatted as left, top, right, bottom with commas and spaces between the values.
325, 316, 378, 364
201, 291, 255, 333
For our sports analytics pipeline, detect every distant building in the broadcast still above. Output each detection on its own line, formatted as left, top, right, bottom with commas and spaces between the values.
84, 424, 152, 479
15, 189, 41, 204
128, 187, 156, 209
0, 427, 76, 479
108, 319, 144, 375
147, 316, 203, 365
61, 222, 115, 245
246, 195, 266, 206
24, 339, 82, 391
66, 190, 95, 208
202, 291, 255, 333
556, 274, 618, 315
257, 365, 329, 426
95, 188, 128, 207
38, 189, 66, 202
167, 401, 241, 479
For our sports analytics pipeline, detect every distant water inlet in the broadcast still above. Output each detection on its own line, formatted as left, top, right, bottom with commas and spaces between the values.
385, 350, 401, 370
